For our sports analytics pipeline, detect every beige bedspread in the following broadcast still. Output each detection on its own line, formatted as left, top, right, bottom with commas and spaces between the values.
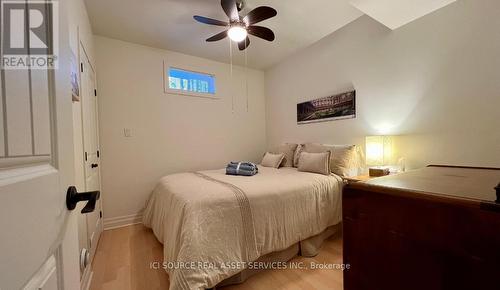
143, 167, 344, 290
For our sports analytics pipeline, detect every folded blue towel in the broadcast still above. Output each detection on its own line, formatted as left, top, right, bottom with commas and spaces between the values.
227, 162, 258, 172
228, 161, 257, 168
226, 161, 258, 176
226, 167, 257, 176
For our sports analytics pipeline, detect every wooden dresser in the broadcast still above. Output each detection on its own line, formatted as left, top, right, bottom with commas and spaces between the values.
343, 165, 500, 290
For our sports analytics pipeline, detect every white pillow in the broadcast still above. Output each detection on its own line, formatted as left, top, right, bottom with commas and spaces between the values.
270, 143, 298, 167
293, 144, 304, 167
300, 143, 360, 177
298, 151, 331, 175
261, 152, 285, 168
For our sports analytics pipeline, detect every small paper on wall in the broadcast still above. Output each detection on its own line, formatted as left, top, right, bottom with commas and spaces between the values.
70, 51, 80, 102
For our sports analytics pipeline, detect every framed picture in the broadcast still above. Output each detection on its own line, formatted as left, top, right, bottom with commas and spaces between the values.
297, 90, 356, 124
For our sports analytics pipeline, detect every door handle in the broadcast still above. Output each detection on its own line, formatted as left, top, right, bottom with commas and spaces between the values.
495, 182, 499, 203
66, 186, 100, 214
91, 163, 98, 168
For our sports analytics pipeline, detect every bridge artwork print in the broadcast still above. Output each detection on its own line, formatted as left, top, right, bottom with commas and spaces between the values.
297, 90, 356, 124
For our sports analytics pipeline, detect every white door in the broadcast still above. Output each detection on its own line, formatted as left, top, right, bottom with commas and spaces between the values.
0, 1, 81, 289
80, 44, 102, 265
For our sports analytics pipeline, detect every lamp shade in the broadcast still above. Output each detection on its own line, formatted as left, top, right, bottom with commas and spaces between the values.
365, 136, 394, 166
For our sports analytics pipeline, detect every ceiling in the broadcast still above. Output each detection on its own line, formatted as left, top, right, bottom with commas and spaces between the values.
84, 0, 457, 70
84, 0, 363, 70
349, 0, 457, 30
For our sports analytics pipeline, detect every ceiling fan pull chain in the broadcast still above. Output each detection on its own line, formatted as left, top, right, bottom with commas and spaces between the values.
245, 46, 249, 112
230, 39, 234, 114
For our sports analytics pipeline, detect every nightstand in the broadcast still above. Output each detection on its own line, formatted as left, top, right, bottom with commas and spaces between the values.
343, 173, 397, 183
343, 174, 373, 183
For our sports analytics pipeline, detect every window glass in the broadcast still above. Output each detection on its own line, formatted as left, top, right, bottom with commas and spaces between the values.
168, 67, 215, 95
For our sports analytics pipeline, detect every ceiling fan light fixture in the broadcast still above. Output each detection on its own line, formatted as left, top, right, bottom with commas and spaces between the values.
193, 0, 277, 50
228, 25, 247, 42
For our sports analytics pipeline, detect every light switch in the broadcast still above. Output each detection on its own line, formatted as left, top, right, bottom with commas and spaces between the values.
124, 128, 132, 137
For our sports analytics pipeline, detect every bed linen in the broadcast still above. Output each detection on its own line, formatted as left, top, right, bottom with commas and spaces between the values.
143, 166, 344, 290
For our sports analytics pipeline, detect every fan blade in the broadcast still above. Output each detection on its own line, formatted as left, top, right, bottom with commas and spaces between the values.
206, 31, 228, 42
193, 15, 228, 27
238, 37, 250, 51
221, 0, 239, 22
243, 6, 277, 25
247, 26, 275, 41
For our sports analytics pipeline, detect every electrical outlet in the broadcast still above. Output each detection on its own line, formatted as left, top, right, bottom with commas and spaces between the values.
124, 128, 132, 137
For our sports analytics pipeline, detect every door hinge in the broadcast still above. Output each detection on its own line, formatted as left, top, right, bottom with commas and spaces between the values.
80, 63, 84, 73
84, 151, 88, 161
97, 150, 100, 158
94, 89, 97, 96
100, 211, 102, 218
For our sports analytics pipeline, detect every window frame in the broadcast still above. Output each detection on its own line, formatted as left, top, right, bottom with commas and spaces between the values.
164, 64, 218, 99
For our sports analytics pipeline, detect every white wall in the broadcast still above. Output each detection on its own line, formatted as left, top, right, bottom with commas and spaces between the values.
95, 36, 267, 223
265, 0, 500, 169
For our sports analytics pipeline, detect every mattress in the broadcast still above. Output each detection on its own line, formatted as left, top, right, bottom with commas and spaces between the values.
143, 166, 344, 290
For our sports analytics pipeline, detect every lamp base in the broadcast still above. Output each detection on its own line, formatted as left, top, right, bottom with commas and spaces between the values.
369, 167, 391, 177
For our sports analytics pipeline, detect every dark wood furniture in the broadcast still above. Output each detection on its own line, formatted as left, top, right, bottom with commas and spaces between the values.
343, 172, 398, 184
343, 165, 500, 290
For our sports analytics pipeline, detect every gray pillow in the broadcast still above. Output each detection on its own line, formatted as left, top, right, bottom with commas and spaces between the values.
298, 151, 331, 175
261, 152, 285, 168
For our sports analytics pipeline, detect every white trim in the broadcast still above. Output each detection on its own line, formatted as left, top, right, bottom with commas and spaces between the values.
80, 265, 93, 290
23, 255, 57, 290
103, 213, 143, 230
166, 89, 220, 100
85, 272, 94, 290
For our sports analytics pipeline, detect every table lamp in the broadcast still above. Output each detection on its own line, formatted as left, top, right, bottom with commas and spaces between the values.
365, 135, 394, 176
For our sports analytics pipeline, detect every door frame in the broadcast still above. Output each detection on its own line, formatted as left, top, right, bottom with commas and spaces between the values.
80, 42, 103, 257
78, 40, 103, 290
56, 0, 82, 288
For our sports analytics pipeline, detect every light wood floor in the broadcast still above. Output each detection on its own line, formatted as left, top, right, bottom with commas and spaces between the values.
90, 224, 343, 290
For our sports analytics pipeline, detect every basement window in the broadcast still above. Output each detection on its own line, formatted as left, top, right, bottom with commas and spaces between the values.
166, 67, 216, 98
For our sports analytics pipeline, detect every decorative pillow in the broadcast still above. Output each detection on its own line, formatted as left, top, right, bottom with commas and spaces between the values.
297, 151, 331, 175
330, 145, 359, 177
261, 152, 285, 168
301, 143, 359, 177
293, 144, 304, 167
270, 143, 298, 167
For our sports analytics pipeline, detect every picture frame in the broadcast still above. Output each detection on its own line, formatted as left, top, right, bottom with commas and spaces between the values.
297, 90, 356, 124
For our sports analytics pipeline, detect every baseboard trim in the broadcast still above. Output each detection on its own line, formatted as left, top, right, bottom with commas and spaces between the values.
103, 213, 143, 230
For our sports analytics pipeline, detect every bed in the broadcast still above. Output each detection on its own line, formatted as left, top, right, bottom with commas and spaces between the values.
143, 166, 344, 290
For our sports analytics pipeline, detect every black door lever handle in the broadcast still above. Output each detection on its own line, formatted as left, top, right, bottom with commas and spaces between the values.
91, 163, 98, 168
495, 182, 500, 203
66, 186, 100, 214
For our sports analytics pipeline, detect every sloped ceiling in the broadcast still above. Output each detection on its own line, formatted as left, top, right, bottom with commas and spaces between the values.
84, 0, 363, 70
349, 0, 457, 30
84, 0, 457, 70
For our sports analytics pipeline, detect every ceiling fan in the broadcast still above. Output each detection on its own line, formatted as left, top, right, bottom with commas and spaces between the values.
193, 0, 277, 51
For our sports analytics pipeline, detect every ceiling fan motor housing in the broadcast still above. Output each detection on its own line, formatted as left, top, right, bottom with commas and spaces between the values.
236, 0, 245, 11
